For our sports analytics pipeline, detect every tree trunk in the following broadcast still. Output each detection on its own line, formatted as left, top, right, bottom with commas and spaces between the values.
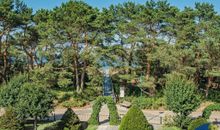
72, 41, 80, 93
205, 77, 212, 97
80, 61, 86, 93
3, 50, 8, 83
146, 61, 150, 80
34, 116, 37, 130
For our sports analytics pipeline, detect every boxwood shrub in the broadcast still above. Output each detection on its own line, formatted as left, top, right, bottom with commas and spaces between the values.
202, 104, 220, 119
119, 106, 153, 130
61, 108, 82, 130
188, 118, 207, 130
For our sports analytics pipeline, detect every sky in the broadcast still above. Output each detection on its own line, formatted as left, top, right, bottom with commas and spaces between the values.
22, 0, 220, 13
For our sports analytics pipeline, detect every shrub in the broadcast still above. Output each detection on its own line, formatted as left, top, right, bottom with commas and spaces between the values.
164, 73, 201, 128
132, 97, 165, 109
209, 124, 219, 130
164, 73, 201, 116
207, 89, 220, 103
88, 96, 119, 125
202, 104, 220, 119
0, 74, 28, 107
62, 99, 87, 108
0, 108, 23, 130
61, 108, 82, 130
37, 120, 63, 130
188, 118, 207, 130
119, 106, 152, 130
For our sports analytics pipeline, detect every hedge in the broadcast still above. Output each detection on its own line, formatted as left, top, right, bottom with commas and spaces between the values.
202, 104, 220, 119
88, 96, 119, 125
119, 106, 153, 130
188, 118, 207, 130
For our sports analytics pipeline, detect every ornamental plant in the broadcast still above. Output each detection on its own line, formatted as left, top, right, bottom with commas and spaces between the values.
61, 108, 82, 130
119, 106, 153, 130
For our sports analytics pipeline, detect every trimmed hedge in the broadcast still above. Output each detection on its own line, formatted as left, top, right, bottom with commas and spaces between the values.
88, 96, 119, 125
202, 104, 220, 119
61, 108, 82, 130
37, 120, 63, 130
119, 106, 153, 130
188, 118, 207, 130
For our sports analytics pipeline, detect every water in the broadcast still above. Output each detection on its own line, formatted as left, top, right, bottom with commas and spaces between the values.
195, 123, 209, 130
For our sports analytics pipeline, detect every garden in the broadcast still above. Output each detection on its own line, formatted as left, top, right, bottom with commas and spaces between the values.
0, 0, 220, 130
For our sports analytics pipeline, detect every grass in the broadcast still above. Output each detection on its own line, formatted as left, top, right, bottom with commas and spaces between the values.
86, 125, 98, 130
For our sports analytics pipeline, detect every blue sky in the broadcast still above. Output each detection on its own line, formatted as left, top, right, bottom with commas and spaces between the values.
22, 0, 220, 13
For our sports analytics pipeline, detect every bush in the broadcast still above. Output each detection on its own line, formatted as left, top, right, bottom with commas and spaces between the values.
88, 96, 119, 125
164, 73, 201, 116
61, 108, 82, 130
0, 108, 23, 130
164, 73, 201, 128
132, 97, 165, 109
119, 106, 152, 130
37, 120, 63, 130
188, 118, 207, 130
202, 104, 220, 119
209, 124, 219, 130
0, 74, 28, 107
207, 89, 220, 103
62, 99, 87, 108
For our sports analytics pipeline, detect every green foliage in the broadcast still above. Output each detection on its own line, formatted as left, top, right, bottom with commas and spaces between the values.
164, 73, 201, 116
173, 115, 192, 129
207, 89, 220, 103
61, 108, 82, 130
0, 73, 28, 107
202, 104, 220, 119
15, 83, 55, 120
62, 99, 87, 108
209, 124, 219, 130
119, 106, 153, 130
188, 118, 207, 130
86, 125, 98, 130
132, 97, 165, 109
0, 108, 23, 130
37, 120, 63, 130
88, 96, 119, 125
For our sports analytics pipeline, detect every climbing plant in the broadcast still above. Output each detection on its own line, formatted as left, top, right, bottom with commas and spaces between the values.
88, 96, 119, 125
202, 104, 220, 119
